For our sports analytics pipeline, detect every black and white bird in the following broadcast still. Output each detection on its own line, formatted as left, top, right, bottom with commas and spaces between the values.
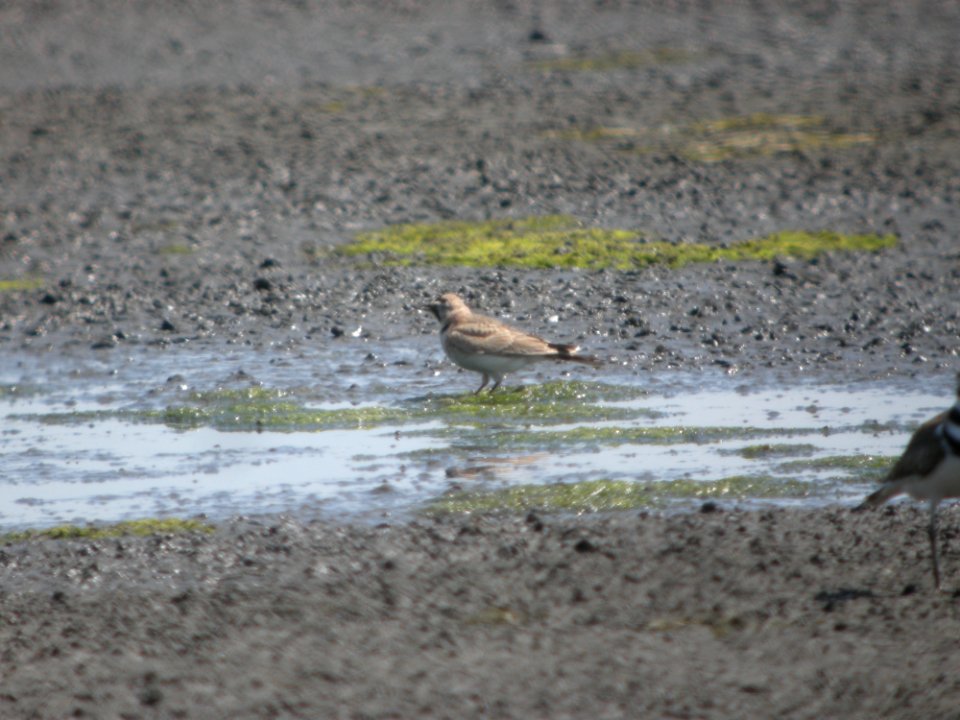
858, 381, 960, 589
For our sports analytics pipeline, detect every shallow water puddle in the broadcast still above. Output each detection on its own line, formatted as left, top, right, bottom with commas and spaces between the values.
0, 346, 946, 530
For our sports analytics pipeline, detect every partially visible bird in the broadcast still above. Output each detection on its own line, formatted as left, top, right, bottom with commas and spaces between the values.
857, 380, 960, 590
427, 293, 601, 394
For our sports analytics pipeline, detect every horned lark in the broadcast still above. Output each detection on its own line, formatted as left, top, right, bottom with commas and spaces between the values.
427, 293, 600, 393
857, 380, 960, 590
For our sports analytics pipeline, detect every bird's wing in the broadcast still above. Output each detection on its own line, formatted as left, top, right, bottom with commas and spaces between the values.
859, 413, 948, 508
886, 413, 947, 482
446, 316, 556, 357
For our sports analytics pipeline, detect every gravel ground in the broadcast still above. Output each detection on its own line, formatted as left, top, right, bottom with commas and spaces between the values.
1, 1, 960, 717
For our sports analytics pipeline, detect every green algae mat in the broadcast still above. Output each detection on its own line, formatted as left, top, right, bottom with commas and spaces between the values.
3, 518, 214, 543
338, 215, 895, 270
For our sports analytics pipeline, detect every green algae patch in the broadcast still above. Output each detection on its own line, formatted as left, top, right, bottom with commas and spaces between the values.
340, 215, 896, 270
683, 114, 876, 162
417, 380, 656, 425
157, 381, 644, 431
426, 479, 649, 515
13, 388, 413, 432
2, 518, 215, 544
0, 277, 44, 292
425, 475, 811, 515
695, 113, 824, 132
429, 380, 644, 406
464, 606, 528, 626
550, 113, 876, 162
22, 409, 117, 426
719, 231, 896, 262
530, 48, 694, 72
157, 403, 407, 431
341, 215, 641, 270
778, 454, 892, 475
318, 100, 347, 113
16, 381, 644, 433
154, 387, 411, 432
482, 423, 824, 452
724, 443, 819, 459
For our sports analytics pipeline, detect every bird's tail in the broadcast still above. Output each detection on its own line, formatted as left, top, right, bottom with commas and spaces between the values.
549, 343, 603, 368
853, 483, 903, 512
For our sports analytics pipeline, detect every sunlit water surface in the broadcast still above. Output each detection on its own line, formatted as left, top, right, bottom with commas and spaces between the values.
0, 343, 948, 530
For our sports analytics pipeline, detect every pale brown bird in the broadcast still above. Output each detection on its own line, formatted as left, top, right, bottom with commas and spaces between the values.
427, 293, 600, 394
857, 381, 960, 590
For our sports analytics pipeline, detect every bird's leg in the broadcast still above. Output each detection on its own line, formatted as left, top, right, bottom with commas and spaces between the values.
474, 373, 489, 395
489, 375, 503, 394
928, 499, 942, 591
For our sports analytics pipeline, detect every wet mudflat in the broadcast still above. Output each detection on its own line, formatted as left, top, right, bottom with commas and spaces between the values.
1, 1, 960, 718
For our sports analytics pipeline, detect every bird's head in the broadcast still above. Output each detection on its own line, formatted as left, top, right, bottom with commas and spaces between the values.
427, 293, 469, 322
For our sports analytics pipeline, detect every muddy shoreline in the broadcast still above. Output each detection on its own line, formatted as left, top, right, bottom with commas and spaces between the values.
2, 1, 960, 717
3, 507, 960, 718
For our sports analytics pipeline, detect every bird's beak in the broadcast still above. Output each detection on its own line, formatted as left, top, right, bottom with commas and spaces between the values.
424, 302, 441, 320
